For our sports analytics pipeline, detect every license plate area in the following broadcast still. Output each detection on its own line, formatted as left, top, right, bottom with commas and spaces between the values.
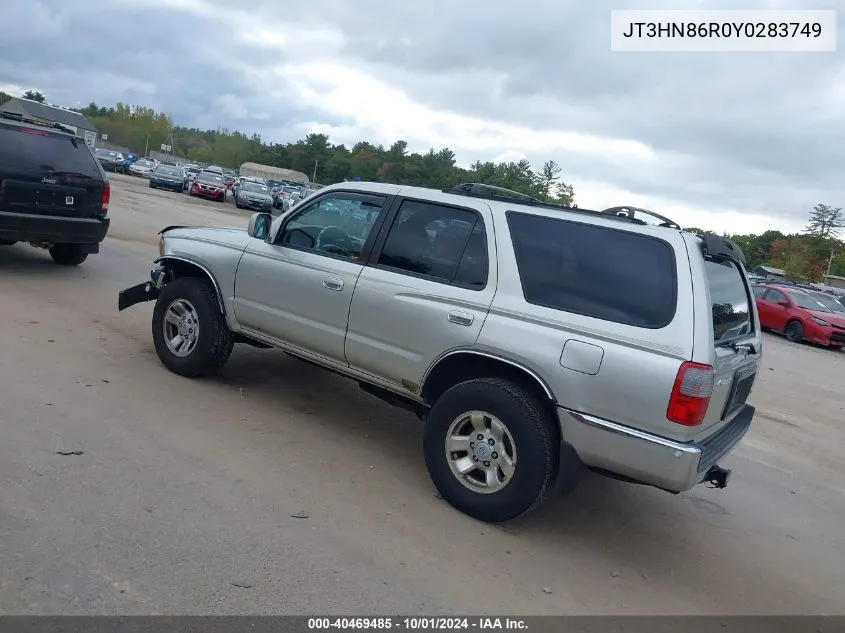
722, 364, 756, 419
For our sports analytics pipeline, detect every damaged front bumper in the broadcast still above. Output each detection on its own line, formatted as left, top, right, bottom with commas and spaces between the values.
117, 266, 168, 311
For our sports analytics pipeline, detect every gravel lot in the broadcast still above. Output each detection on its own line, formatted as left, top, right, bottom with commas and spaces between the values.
1, 174, 843, 615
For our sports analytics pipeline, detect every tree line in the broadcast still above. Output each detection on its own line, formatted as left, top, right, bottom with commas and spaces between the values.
2, 92, 842, 280
72, 101, 575, 205
687, 205, 845, 281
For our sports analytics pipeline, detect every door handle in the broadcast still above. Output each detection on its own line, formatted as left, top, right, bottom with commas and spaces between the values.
448, 311, 474, 326
323, 278, 344, 291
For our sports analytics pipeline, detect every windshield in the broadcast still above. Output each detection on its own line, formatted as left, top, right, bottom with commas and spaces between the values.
788, 291, 832, 312
808, 291, 845, 313
96, 149, 117, 158
243, 182, 268, 193
137, 160, 154, 167
155, 166, 181, 176
198, 173, 223, 183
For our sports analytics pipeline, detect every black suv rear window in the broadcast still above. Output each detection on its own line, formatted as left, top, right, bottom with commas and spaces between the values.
0, 124, 100, 178
507, 212, 677, 328
705, 259, 753, 343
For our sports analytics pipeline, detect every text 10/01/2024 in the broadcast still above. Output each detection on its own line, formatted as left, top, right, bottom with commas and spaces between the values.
308, 618, 528, 630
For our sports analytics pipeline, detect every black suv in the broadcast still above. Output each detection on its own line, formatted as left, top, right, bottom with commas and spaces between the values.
0, 112, 111, 265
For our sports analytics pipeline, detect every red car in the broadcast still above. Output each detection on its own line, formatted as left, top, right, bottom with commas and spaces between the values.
752, 283, 845, 348
188, 172, 226, 202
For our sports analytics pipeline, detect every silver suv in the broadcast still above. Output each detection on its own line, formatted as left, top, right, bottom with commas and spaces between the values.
119, 182, 761, 522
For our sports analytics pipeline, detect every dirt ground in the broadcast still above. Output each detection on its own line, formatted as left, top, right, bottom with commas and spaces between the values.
1, 174, 843, 615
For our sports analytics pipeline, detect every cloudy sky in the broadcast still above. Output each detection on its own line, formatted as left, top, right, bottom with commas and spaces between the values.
1, 0, 842, 235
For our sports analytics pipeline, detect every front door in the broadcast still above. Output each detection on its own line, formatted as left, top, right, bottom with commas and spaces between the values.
233, 191, 390, 364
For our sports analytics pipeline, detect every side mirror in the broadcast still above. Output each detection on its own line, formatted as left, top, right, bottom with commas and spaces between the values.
248, 212, 272, 240
778, 301, 790, 307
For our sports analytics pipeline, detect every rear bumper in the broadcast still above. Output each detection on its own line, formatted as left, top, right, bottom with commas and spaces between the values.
0, 211, 110, 244
558, 404, 754, 492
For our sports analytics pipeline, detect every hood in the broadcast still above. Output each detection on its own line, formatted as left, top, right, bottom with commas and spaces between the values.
161, 225, 252, 249
808, 310, 845, 327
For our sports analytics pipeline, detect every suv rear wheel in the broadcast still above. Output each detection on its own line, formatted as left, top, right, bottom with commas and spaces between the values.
423, 378, 558, 522
151, 277, 234, 377
49, 244, 88, 265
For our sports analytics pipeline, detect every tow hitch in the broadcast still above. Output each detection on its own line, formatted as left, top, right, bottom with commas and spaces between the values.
705, 464, 731, 489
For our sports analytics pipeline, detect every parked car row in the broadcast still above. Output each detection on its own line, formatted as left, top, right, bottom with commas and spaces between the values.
752, 281, 845, 349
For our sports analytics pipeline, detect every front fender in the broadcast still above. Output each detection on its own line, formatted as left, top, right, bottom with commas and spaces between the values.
155, 255, 227, 315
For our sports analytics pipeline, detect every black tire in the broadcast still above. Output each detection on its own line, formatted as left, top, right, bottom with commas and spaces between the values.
151, 277, 234, 377
49, 244, 88, 265
785, 320, 804, 343
423, 378, 559, 523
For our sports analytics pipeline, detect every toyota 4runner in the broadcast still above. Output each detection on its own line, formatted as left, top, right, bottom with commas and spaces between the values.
118, 181, 761, 522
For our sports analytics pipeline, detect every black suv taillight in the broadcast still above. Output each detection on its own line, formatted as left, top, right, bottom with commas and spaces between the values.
100, 182, 110, 216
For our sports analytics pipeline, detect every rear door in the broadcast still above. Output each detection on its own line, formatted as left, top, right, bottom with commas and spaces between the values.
697, 257, 762, 434
345, 196, 495, 392
751, 285, 773, 326
762, 288, 791, 331
0, 121, 105, 219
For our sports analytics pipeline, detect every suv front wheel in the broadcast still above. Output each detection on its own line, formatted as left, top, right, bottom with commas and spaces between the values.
151, 277, 234, 377
423, 378, 559, 523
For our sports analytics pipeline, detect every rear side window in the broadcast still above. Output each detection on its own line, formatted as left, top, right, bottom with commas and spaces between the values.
705, 259, 753, 343
377, 200, 488, 289
507, 212, 677, 328
0, 125, 100, 178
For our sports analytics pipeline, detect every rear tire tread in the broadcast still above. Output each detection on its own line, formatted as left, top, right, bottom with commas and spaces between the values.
423, 377, 559, 523
49, 244, 88, 265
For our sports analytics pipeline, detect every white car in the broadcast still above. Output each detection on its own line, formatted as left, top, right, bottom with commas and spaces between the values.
129, 158, 158, 178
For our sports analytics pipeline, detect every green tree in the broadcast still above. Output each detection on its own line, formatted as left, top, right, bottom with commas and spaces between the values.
553, 181, 575, 207
805, 203, 844, 238
23, 90, 45, 103
536, 160, 561, 201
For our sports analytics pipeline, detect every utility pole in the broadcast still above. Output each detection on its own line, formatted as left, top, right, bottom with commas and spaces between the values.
313, 160, 318, 183
824, 249, 835, 285
144, 134, 149, 158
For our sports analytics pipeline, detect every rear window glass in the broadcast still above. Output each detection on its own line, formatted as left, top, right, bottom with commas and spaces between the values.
507, 212, 677, 328
0, 126, 99, 178
705, 259, 753, 343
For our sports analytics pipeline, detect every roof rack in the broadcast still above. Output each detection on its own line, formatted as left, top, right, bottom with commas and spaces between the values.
0, 110, 79, 140
444, 183, 692, 233
600, 206, 680, 229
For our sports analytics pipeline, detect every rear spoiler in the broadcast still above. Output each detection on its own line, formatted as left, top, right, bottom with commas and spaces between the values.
698, 232, 747, 266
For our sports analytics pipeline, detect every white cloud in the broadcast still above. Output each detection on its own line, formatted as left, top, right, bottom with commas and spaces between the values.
4, 0, 837, 237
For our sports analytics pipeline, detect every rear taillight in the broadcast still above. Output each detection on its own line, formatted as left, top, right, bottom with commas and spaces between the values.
667, 361, 713, 426
100, 182, 110, 216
